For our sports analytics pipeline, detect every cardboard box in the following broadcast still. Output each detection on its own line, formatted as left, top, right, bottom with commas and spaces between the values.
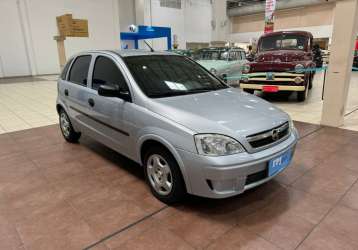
56, 14, 89, 37
71, 19, 88, 37
56, 14, 73, 37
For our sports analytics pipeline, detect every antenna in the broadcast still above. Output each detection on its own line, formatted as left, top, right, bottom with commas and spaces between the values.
143, 40, 154, 52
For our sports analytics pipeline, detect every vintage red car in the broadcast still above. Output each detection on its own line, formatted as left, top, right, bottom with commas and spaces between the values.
240, 31, 316, 101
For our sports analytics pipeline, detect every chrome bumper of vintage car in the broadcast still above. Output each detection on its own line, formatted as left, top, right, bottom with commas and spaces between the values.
240, 72, 306, 91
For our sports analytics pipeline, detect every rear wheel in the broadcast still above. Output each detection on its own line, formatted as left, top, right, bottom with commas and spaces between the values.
144, 146, 186, 204
59, 109, 81, 143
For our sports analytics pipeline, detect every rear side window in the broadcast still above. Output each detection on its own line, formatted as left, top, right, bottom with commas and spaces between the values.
92, 56, 129, 91
60, 58, 73, 80
68, 55, 91, 86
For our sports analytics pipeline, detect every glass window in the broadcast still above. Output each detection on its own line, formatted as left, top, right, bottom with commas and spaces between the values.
60, 58, 73, 80
123, 55, 228, 98
92, 56, 129, 91
240, 51, 246, 60
259, 34, 308, 51
68, 55, 91, 86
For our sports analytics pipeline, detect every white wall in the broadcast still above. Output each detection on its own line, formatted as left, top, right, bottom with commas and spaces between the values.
0, 0, 31, 77
0, 0, 121, 77
139, 0, 212, 50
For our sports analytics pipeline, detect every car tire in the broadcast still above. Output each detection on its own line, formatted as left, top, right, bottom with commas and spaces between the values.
59, 109, 81, 143
243, 89, 255, 94
297, 85, 308, 102
308, 75, 313, 90
144, 146, 186, 204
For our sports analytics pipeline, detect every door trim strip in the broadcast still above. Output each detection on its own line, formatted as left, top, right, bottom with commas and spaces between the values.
70, 106, 130, 137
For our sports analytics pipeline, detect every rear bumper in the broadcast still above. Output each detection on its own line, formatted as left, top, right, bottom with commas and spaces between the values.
240, 83, 305, 91
177, 128, 299, 199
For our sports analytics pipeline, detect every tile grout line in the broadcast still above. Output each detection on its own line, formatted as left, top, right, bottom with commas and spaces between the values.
83, 205, 169, 250
294, 175, 358, 249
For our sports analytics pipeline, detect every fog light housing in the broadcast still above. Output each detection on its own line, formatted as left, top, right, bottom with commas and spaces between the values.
241, 77, 249, 83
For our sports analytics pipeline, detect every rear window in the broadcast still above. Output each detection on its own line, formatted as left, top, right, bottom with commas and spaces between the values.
68, 55, 91, 86
60, 58, 73, 80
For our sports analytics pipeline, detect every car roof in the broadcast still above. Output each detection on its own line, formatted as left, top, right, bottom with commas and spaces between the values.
78, 49, 177, 58
260, 30, 313, 38
197, 47, 245, 52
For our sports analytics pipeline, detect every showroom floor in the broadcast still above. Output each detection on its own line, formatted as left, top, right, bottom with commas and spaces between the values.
1, 122, 358, 249
0, 72, 357, 134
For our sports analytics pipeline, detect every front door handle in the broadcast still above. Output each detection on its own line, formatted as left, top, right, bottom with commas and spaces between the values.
88, 98, 95, 107
64, 89, 69, 96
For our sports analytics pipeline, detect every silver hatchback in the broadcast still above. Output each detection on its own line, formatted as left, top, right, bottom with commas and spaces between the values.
57, 50, 298, 203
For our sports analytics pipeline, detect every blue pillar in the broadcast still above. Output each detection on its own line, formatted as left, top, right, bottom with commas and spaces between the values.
134, 39, 139, 49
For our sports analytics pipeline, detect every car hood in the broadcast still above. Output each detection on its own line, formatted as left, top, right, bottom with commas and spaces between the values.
196, 60, 228, 71
146, 88, 289, 138
256, 50, 307, 63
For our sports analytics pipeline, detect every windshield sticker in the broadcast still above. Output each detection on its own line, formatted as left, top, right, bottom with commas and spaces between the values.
164, 81, 187, 91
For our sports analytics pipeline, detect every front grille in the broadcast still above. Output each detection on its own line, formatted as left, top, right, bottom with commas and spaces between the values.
245, 169, 268, 186
247, 122, 290, 149
242, 72, 305, 85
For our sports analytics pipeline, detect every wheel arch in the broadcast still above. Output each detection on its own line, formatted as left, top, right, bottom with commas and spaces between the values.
137, 135, 192, 193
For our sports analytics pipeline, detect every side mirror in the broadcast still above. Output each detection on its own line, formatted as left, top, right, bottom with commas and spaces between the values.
98, 84, 131, 102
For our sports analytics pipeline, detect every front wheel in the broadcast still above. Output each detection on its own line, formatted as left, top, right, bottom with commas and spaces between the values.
59, 109, 81, 143
297, 85, 308, 102
144, 147, 186, 204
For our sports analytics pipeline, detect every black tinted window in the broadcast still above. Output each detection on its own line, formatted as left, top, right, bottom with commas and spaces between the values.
60, 58, 73, 80
92, 56, 128, 91
68, 55, 91, 85
123, 55, 227, 98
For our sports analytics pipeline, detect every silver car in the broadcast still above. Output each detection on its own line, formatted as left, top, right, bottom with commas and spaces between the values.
57, 50, 298, 204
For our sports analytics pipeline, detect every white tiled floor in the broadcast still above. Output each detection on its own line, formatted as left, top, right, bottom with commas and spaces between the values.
0, 72, 357, 134
0, 76, 58, 133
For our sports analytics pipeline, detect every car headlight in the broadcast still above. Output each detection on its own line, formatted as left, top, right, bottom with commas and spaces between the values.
242, 64, 250, 74
288, 117, 295, 131
210, 68, 217, 75
194, 134, 245, 156
295, 64, 305, 73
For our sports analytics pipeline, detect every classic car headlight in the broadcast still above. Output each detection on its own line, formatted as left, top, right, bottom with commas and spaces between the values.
210, 68, 217, 75
242, 64, 250, 74
295, 64, 305, 73
194, 134, 245, 156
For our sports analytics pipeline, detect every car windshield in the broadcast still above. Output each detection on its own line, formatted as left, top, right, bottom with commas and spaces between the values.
123, 55, 228, 98
195, 50, 229, 60
259, 34, 308, 51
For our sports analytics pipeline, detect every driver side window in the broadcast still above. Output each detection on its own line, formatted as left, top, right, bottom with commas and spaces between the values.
92, 56, 129, 91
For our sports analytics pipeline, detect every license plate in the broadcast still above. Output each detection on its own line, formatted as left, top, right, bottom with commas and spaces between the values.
268, 150, 292, 176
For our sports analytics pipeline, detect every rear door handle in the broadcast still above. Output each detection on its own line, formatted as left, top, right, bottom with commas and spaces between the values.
64, 89, 69, 96
88, 98, 95, 107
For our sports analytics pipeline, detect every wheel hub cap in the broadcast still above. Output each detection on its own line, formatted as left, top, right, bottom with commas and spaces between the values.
147, 154, 173, 195
60, 113, 71, 137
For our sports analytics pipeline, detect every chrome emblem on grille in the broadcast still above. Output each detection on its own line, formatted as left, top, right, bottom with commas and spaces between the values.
266, 72, 274, 80
271, 129, 280, 141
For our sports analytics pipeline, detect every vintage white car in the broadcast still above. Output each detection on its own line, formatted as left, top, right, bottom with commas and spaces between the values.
195, 47, 248, 85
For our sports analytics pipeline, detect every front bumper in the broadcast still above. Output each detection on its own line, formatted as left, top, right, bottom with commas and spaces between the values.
177, 128, 298, 198
240, 72, 306, 92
